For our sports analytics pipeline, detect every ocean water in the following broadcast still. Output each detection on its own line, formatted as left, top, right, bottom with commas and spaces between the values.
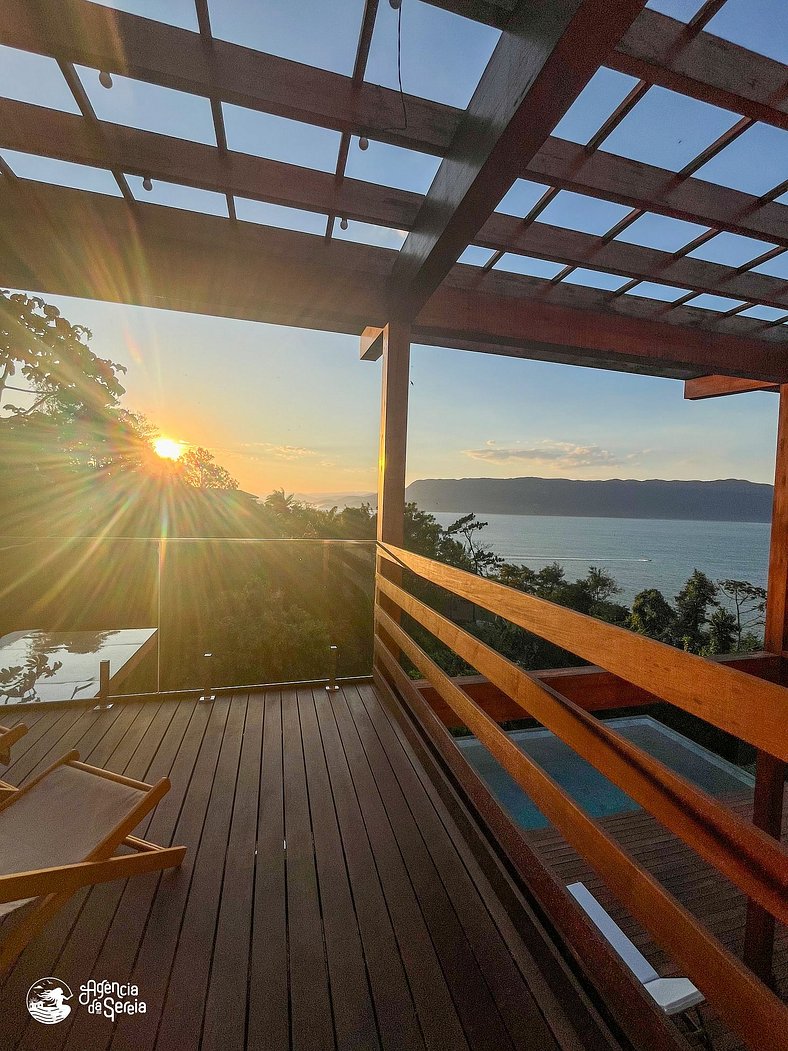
430, 512, 770, 605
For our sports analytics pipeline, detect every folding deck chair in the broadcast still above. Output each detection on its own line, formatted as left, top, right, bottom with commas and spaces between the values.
567, 882, 712, 1049
0, 750, 186, 976
0, 723, 28, 798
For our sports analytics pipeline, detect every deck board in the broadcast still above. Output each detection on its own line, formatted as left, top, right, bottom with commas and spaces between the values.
0, 687, 622, 1051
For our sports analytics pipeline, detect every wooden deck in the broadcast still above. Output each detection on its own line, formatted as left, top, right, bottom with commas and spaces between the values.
0, 685, 620, 1051
526, 790, 788, 1051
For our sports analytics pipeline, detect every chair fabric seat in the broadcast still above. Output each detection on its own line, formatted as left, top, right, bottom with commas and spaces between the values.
0, 764, 145, 916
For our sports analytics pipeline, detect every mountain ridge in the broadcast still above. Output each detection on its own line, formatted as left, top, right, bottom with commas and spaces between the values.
403, 476, 773, 522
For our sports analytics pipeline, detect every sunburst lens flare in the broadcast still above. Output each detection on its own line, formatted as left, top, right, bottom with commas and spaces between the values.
153, 437, 184, 460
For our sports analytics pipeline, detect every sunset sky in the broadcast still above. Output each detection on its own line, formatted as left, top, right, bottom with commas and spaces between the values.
1, 0, 785, 495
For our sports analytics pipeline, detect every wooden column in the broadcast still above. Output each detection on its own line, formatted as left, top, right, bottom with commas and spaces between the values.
374, 323, 410, 665
376, 323, 410, 547
743, 384, 788, 983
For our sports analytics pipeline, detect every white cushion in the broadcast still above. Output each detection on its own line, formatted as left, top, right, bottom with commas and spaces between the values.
643, 977, 705, 1015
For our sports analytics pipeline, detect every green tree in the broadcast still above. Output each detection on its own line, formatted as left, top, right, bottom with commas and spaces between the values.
717, 579, 766, 650
180, 446, 238, 490
1, 291, 125, 421
707, 607, 737, 654
629, 588, 675, 641
674, 570, 718, 651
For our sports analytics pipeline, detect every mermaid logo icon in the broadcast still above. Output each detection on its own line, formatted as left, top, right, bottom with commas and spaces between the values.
27, 978, 73, 1024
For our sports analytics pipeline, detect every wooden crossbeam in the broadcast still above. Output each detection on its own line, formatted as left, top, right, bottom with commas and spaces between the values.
0, 0, 459, 156
428, 3, 788, 132
612, 9, 788, 133
5, 99, 788, 312
388, 0, 648, 319
3, 4, 786, 254
684, 376, 780, 400
527, 137, 788, 250
1, 179, 787, 382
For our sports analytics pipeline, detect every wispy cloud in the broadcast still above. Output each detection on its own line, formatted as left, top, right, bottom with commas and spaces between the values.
463, 439, 640, 471
236, 443, 317, 461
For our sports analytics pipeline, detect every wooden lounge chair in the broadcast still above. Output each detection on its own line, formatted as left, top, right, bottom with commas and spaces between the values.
0, 750, 185, 976
567, 882, 712, 1049
0, 723, 28, 799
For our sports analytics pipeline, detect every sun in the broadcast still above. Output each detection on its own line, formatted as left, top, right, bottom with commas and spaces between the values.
153, 437, 184, 460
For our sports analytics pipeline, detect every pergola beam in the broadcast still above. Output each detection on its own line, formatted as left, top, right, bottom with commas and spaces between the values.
5, 99, 788, 310
388, 0, 648, 318
0, 0, 459, 156
2, 179, 785, 382
428, 3, 788, 132
684, 376, 780, 400
527, 138, 788, 250
611, 10, 788, 133
2, 4, 787, 251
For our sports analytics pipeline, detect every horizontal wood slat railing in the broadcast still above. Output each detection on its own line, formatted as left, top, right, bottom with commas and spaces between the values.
378, 544, 788, 760
373, 606, 788, 1051
375, 574, 788, 923
373, 544, 788, 1051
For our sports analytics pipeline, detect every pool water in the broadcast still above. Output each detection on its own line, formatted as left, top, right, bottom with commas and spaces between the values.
456, 715, 753, 831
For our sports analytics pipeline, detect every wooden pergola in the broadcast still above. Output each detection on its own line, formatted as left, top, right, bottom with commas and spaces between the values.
1, 3, 787, 1048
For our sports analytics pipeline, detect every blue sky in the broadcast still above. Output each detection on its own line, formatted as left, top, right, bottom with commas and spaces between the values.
0, 0, 786, 493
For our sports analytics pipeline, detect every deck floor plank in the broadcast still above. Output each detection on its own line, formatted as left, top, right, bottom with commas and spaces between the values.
297, 687, 380, 1051
1, 687, 648, 1051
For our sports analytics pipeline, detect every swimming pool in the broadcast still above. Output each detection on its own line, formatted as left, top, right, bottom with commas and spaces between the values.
456, 715, 754, 831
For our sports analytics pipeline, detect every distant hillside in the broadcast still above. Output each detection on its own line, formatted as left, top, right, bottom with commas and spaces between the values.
404, 477, 773, 522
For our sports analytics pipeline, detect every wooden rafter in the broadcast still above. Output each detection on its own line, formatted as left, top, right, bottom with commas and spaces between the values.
2, 179, 785, 383
388, 0, 648, 318
6, 98, 788, 311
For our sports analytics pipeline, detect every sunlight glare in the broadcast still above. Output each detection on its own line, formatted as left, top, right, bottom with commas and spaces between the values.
154, 437, 184, 460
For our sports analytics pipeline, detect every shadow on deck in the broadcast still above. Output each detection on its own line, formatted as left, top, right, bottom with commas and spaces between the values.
0, 685, 620, 1051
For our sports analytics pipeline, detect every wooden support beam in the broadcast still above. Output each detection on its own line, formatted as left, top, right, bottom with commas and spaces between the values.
376, 324, 410, 547
3, 4, 786, 252
684, 376, 780, 400
0, 0, 459, 156
611, 9, 788, 133
360, 326, 385, 362
388, 0, 648, 319
6, 99, 788, 312
429, 4, 788, 133
745, 385, 788, 983
2, 180, 787, 382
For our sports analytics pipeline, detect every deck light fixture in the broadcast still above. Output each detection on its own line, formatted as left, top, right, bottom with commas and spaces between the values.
98, 70, 113, 89
142, 176, 153, 192
358, 135, 369, 151
340, 217, 349, 230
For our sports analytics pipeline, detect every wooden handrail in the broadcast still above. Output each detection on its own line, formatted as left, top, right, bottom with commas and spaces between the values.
376, 573, 788, 922
378, 544, 788, 759
374, 608, 788, 1051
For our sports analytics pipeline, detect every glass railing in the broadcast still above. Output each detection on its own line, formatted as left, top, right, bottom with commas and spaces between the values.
0, 537, 376, 704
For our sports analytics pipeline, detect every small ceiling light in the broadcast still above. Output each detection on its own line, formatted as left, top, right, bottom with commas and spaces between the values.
339, 217, 349, 230
358, 136, 369, 151
142, 176, 153, 192
389, 0, 402, 8
99, 70, 113, 89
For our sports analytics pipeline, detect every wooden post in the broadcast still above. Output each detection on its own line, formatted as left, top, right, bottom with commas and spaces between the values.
376, 323, 410, 548
375, 323, 411, 661
743, 384, 788, 983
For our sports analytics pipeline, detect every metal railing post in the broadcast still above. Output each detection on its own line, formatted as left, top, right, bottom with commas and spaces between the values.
93, 659, 113, 710
326, 645, 340, 692
200, 652, 216, 703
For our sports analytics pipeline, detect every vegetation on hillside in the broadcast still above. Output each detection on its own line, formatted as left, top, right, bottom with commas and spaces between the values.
0, 293, 766, 701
